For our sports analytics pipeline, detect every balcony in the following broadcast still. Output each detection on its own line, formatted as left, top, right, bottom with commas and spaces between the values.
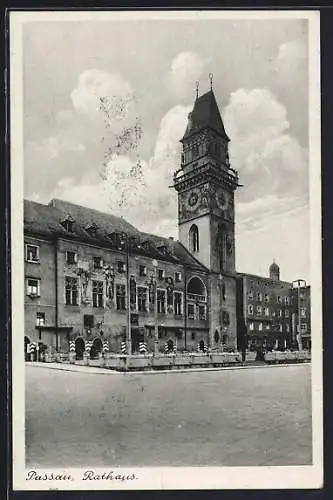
187, 293, 206, 303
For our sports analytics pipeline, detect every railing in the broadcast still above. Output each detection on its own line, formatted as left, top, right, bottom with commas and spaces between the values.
187, 293, 206, 303
173, 162, 239, 186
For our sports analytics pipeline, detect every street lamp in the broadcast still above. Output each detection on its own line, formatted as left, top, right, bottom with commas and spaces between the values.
152, 259, 159, 355
218, 274, 223, 350
292, 279, 306, 351
119, 233, 132, 356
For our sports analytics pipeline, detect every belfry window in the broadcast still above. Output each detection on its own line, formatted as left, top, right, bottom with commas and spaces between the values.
189, 224, 199, 252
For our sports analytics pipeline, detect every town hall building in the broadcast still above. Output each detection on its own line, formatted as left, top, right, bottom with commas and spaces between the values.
24, 86, 311, 360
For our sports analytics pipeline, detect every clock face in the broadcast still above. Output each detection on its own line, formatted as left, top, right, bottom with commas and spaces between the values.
187, 190, 199, 209
215, 189, 229, 211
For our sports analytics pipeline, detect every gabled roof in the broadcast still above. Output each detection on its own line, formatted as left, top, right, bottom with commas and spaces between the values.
24, 199, 207, 271
181, 89, 230, 142
24, 199, 139, 242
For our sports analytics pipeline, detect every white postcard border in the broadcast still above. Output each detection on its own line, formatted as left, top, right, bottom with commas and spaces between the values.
10, 9, 323, 491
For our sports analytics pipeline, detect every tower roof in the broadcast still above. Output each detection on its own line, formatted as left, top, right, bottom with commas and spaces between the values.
181, 89, 230, 142
269, 260, 280, 273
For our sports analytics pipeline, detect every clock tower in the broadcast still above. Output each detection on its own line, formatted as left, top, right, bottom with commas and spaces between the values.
173, 87, 239, 273
173, 85, 240, 349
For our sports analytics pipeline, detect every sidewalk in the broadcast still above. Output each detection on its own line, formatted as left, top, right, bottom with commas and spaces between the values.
26, 361, 309, 376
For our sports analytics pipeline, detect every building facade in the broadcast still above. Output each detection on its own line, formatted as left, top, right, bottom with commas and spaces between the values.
24, 87, 311, 359
24, 87, 241, 359
236, 262, 311, 352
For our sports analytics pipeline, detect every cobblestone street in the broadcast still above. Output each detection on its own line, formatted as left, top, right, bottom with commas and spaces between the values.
26, 363, 312, 467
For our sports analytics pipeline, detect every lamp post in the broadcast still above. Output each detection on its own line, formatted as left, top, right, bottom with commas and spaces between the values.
218, 274, 223, 351
292, 279, 306, 351
152, 259, 159, 355
119, 233, 132, 356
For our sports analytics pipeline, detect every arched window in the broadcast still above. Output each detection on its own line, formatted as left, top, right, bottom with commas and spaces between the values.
189, 224, 199, 252
187, 276, 206, 297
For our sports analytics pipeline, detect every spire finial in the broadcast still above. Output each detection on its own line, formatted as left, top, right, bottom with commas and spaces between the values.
195, 81, 199, 99
209, 72, 213, 90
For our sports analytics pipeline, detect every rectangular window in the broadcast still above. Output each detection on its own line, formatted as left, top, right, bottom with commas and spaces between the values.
257, 305, 262, 315
264, 307, 270, 317
248, 304, 254, 315
65, 277, 78, 306
26, 278, 40, 296
66, 251, 77, 265
175, 272, 182, 283
258, 322, 263, 331
285, 297, 290, 306
84, 314, 94, 328
301, 323, 307, 332
249, 322, 254, 331
278, 309, 282, 317
26, 244, 40, 263
188, 303, 195, 319
257, 292, 263, 302
277, 295, 282, 304
158, 269, 165, 280
137, 286, 148, 312
198, 305, 206, 320
248, 289, 254, 300
301, 308, 306, 317
116, 284, 126, 311
174, 291, 182, 315
139, 265, 147, 277
93, 256, 103, 269
265, 324, 270, 330
92, 280, 104, 308
264, 294, 269, 302
157, 289, 166, 314
285, 309, 290, 318
279, 324, 283, 332
36, 312, 45, 326
117, 261, 126, 273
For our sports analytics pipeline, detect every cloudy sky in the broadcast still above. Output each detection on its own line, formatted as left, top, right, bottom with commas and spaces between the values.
22, 13, 310, 283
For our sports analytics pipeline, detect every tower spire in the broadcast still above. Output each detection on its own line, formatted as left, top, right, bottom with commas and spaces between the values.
195, 81, 199, 100
209, 72, 213, 91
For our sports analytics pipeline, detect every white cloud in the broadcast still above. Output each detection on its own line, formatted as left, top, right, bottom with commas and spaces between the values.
166, 52, 207, 100
52, 104, 191, 237
276, 39, 307, 74
223, 88, 308, 203
26, 136, 86, 163
71, 69, 134, 124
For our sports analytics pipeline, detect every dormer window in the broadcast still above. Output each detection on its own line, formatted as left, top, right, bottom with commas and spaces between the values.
86, 223, 97, 235
60, 216, 75, 233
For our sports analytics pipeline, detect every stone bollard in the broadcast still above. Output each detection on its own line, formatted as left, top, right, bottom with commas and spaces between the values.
83, 351, 89, 366
69, 351, 76, 364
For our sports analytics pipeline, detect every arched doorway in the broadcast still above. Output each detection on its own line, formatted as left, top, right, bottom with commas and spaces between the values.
199, 340, 205, 352
24, 336, 30, 361
75, 337, 85, 360
90, 338, 103, 359
167, 338, 174, 353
